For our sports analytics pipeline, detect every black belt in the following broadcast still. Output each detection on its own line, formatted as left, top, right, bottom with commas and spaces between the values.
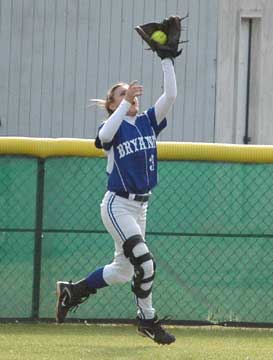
115, 191, 150, 202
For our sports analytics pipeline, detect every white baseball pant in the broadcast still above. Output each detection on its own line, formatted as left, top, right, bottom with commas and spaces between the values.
100, 191, 155, 319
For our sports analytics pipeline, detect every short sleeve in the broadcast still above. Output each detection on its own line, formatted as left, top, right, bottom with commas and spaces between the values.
146, 107, 167, 137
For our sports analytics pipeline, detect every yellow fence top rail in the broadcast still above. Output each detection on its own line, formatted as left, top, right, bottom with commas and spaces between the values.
1, 137, 273, 163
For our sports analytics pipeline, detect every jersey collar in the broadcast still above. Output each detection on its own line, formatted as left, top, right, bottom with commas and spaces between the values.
124, 115, 137, 125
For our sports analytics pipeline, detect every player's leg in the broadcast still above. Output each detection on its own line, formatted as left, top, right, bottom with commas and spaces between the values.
99, 191, 140, 285
56, 191, 135, 323
122, 233, 175, 344
135, 203, 155, 319
128, 201, 176, 345
101, 192, 175, 344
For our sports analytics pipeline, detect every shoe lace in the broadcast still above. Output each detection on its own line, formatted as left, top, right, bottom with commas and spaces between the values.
68, 295, 89, 314
64, 280, 90, 314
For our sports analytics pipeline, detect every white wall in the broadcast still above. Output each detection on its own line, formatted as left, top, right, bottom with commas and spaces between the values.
0, 0, 218, 141
215, 0, 273, 145
2, 0, 272, 144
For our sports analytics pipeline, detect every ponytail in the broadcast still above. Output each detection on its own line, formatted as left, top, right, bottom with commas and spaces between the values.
88, 82, 127, 117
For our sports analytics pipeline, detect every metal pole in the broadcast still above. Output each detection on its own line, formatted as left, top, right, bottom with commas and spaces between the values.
31, 159, 45, 320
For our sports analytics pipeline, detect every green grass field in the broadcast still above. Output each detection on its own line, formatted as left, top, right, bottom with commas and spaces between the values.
0, 323, 272, 360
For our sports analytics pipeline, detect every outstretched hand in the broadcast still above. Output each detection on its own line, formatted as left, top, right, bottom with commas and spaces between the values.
125, 81, 143, 104
135, 15, 186, 60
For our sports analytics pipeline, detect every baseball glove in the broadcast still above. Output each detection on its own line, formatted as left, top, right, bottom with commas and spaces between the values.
135, 15, 186, 60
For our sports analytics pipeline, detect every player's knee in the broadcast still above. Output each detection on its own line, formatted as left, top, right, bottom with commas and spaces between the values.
103, 261, 134, 285
117, 261, 134, 282
123, 235, 151, 266
123, 235, 156, 298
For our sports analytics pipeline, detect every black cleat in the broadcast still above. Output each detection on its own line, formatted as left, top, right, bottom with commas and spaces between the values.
137, 316, 176, 345
56, 281, 75, 323
56, 280, 96, 323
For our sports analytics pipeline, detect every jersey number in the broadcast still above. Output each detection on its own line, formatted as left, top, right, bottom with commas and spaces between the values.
149, 154, 155, 171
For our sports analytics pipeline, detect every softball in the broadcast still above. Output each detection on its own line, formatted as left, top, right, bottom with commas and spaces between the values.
151, 30, 167, 45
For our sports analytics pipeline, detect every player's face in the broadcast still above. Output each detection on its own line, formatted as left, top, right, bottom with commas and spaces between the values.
111, 85, 139, 116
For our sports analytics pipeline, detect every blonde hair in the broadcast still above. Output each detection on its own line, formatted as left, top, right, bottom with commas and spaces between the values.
88, 82, 127, 116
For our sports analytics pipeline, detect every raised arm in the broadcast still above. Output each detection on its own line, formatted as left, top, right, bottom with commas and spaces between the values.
154, 58, 177, 123
99, 100, 130, 144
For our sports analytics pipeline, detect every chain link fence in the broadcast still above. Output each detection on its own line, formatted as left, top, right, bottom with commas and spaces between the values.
0, 155, 273, 325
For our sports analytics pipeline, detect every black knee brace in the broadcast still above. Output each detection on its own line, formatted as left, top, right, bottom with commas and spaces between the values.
123, 235, 156, 298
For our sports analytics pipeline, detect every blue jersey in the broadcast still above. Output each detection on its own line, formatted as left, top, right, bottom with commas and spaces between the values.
95, 107, 167, 194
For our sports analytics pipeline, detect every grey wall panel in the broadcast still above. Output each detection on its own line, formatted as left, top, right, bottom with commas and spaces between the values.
5, 0, 24, 135
84, 0, 101, 137
40, 0, 55, 137
73, 0, 90, 138
182, 0, 199, 141
51, 0, 68, 137
62, 0, 79, 138
195, 0, 217, 142
18, 0, 33, 135
169, 0, 188, 142
29, 0, 44, 137
0, 0, 218, 142
0, 0, 12, 136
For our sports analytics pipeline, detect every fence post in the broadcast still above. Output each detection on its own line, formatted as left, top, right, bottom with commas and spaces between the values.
31, 159, 45, 320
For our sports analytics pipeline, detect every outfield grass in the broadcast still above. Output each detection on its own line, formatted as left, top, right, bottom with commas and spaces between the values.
0, 323, 272, 360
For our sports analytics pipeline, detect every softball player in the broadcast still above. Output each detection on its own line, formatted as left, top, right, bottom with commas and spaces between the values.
56, 57, 177, 345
